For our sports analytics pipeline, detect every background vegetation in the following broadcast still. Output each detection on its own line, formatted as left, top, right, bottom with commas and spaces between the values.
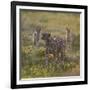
20, 9, 80, 79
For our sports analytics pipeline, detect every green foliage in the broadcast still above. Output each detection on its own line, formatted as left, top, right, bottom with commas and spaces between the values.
36, 47, 46, 57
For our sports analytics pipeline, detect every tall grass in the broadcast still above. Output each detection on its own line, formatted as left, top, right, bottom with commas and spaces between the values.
20, 9, 80, 79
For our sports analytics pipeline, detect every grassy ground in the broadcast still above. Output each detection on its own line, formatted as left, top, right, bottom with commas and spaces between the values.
20, 9, 80, 79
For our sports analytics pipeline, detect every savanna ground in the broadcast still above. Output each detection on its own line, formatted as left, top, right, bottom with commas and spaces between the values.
20, 9, 80, 79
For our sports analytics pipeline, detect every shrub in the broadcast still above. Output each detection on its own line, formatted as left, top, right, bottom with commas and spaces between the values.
22, 45, 33, 55
36, 47, 46, 57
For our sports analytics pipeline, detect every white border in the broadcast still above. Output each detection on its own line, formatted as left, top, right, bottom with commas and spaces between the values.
16, 6, 85, 85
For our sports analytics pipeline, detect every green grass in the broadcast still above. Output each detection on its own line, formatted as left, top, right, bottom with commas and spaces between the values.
20, 45, 80, 79
20, 10, 80, 34
20, 9, 80, 79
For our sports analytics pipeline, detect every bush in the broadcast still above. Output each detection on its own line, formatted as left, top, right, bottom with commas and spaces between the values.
36, 47, 46, 57
22, 45, 33, 55
21, 45, 33, 66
